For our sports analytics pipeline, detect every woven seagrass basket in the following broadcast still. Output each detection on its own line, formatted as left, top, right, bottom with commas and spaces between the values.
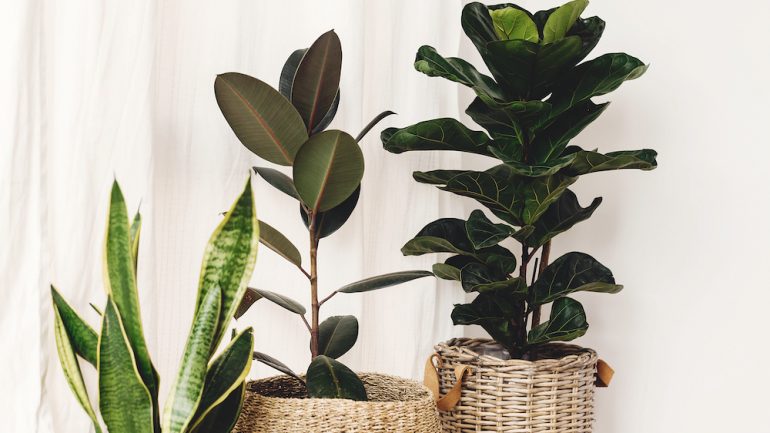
233, 372, 441, 433
428, 338, 598, 433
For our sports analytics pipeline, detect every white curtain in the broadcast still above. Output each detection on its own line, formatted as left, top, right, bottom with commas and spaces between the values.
0, 1, 467, 432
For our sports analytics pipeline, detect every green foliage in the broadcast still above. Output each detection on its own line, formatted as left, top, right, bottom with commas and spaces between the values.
383, 1, 657, 358
51, 178, 258, 433
216, 31, 432, 400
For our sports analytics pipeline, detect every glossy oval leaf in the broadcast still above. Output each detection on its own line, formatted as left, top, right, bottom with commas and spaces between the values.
253, 166, 299, 200
542, 0, 588, 44
252, 351, 304, 383
279, 48, 307, 98
490, 6, 539, 42
99, 299, 153, 433
382, 118, 493, 156
291, 30, 342, 132
300, 186, 360, 239
530, 252, 622, 305
465, 210, 513, 249
528, 297, 588, 345
249, 288, 306, 315
318, 315, 359, 359
258, 220, 302, 268
306, 355, 367, 401
215, 72, 308, 165
355, 110, 395, 142
336, 270, 434, 294
51, 286, 98, 366
234, 287, 261, 319
293, 130, 364, 212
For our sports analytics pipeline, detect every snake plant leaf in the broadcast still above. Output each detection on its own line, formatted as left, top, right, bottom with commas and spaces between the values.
300, 185, 360, 238
189, 328, 253, 432
215, 72, 308, 165
526, 190, 602, 248
52, 297, 102, 433
382, 118, 494, 156
258, 220, 302, 268
317, 315, 359, 359
547, 53, 647, 118
253, 167, 300, 200
293, 130, 364, 212
252, 351, 304, 383
306, 356, 367, 401
197, 177, 259, 349
414, 45, 504, 102
466, 97, 523, 144
336, 270, 434, 294
279, 48, 307, 98
465, 210, 514, 249
103, 181, 159, 417
528, 297, 589, 344
51, 286, 98, 366
130, 210, 141, 273
99, 298, 153, 433
432, 263, 461, 281
531, 101, 609, 163
163, 285, 221, 433
90, 302, 103, 316
234, 287, 261, 319
412, 170, 465, 185
490, 7, 539, 42
291, 30, 342, 133
451, 290, 522, 349
530, 252, 622, 305
563, 149, 659, 175
248, 288, 306, 315
542, 0, 588, 44
189, 382, 245, 433
356, 111, 396, 143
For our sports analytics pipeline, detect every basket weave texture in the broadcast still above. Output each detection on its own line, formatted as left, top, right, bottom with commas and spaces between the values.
233, 372, 441, 433
435, 338, 598, 433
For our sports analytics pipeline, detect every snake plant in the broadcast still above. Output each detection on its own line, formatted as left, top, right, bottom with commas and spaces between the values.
215, 30, 432, 400
51, 177, 258, 432
382, 0, 658, 359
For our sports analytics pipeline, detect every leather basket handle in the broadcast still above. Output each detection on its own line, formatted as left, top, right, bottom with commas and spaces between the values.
423, 353, 471, 412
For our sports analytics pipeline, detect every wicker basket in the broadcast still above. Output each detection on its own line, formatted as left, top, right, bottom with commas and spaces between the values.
233, 372, 442, 433
428, 338, 598, 433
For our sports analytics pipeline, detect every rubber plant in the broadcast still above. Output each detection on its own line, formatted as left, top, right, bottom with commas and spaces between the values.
51, 177, 259, 433
214, 30, 432, 401
382, 0, 657, 359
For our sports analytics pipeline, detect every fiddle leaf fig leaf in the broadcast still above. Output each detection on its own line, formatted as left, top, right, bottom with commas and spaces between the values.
460, 263, 524, 293
258, 220, 302, 268
531, 252, 622, 305
526, 190, 602, 248
413, 170, 465, 185
317, 315, 359, 359
414, 45, 504, 103
461, 2, 499, 58
531, 101, 609, 163
466, 97, 523, 144
252, 352, 304, 383
542, 0, 588, 44
215, 72, 308, 166
433, 263, 461, 281
401, 237, 470, 257
336, 270, 433, 294
291, 30, 343, 133
248, 288, 306, 315
528, 297, 588, 345
293, 130, 364, 212
306, 356, 367, 401
451, 290, 522, 348
253, 167, 299, 200
382, 118, 494, 156
490, 7, 539, 42
465, 210, 514, 249
564, 149, 658, 175
300, 186, 360, 239
500, 154, 577, 177
402, 218, 475, 256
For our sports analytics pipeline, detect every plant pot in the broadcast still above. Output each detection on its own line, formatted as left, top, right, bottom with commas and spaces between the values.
233, 372, 442, 433
428, 338, 598, 433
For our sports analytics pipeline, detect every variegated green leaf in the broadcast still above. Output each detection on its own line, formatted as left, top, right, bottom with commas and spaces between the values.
188, 382, 245, 433
51, 286, 98, 366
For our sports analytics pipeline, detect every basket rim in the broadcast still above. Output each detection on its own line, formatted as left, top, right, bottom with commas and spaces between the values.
436, 337, 597, 367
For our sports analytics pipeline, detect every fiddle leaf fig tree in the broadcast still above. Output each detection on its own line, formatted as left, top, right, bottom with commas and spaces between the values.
51, 178, 258, 433
215, 30, 432, 400
382, 0, 657, 359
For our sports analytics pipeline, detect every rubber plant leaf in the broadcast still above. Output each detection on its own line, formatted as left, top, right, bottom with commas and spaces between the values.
317, 315, 359, 359
215, 72, 308, 165
253, 167, 300, 200
51, 286, 98, 366
530, 252, 622, 305
247, 287, 306, 315
335, 270, 434, 293
258, 220, 302, 268
528, 297, 589, 344
300, 185, 360, 238
291, 30, 343, 133
252, 352, 304, 383
188, 382, 245, 433
306, 355, 367, 401
98, 298, 153, 433
382, 118, 494, 157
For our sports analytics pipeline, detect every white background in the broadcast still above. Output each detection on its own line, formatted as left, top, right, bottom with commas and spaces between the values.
1, 0, 769, 432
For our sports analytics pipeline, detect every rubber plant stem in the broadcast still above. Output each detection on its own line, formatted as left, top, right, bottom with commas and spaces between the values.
309, 212, 320, 358
531, 241, 551, 328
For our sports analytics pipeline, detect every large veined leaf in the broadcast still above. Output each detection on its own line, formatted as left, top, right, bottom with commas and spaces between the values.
247, 288, 306, 315
459, 262, 505, 293
461, 2, 499, 59
163, 286, 221, 433
414, 46, 503, 102
413, 170, 466, 185
568, 16, 606, 63
189, 328, 253, 431
501, 154, 577, 176
531, 101, 609, 163
451, 291, 521, 348
530, 252, 622, 305
52, 295, 102, 433
103, 181, 158, 419
401, 218, 474, 256
252, 352, 304, 383
99, 299, 153, 433
465, 97, 523, 144
293, 130, 364, 212
525, 190, 602, 248
563, 149, 658, 175
382, 118, 494, 156
189, 382, 244, 433
130, 210, 141, 273
336, 270, 434, 294
215, 72, 308, 165
258, 220, 302, 268
490, 7, 539, 42
291, 30, 343, 133
465, 210, 513, 249
528, 297, 588, 344
300, 186, 360, 238
317, 315, 359, 359
51, 286, 98, 366
542, 0, 589, 44
253, 167, 300, 200
401, 236, 470, 257
197, 178, 259, 349
432, 263, 461, 281
306, 356, 367, 401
